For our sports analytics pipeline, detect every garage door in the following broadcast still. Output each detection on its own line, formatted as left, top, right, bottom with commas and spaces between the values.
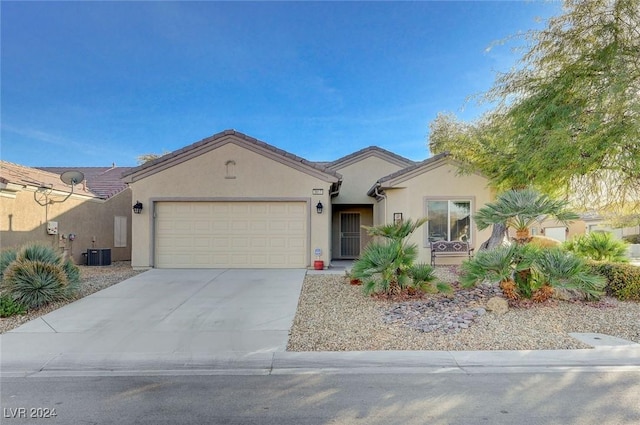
155, 201, 308, 268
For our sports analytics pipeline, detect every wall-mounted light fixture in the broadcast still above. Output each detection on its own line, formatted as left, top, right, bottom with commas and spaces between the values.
133, 201, 143, 214
393, 213, 403, 224
316, 201, 324, 214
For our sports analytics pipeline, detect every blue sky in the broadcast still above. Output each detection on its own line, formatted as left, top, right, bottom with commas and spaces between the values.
1, 1, 561, 167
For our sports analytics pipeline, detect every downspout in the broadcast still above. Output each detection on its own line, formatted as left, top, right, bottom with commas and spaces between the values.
329, 181, 341, 198
373, 184, 387, 224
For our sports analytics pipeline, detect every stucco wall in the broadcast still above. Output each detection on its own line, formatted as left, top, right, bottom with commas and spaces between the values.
331, 156, 407, 205
128, 142, 334, 268
0, 187, 132, 264
382, 161, 493, 265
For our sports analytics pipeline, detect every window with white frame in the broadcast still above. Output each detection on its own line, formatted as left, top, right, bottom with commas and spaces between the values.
425, 199, 471, 244
114, 216, 127, 248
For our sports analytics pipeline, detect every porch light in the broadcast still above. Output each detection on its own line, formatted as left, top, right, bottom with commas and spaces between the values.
316, 201, 324, 214
133, 201, 143, 214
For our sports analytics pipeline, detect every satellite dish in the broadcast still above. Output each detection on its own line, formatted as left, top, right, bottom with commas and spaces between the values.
60, 170, 85, 186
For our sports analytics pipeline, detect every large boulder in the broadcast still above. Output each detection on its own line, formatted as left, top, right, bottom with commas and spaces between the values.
486, 296, 509, 314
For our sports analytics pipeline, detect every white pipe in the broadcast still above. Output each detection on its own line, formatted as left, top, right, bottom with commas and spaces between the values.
373, 185, 387, 224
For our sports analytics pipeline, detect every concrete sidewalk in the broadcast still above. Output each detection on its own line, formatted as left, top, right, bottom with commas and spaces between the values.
2, 265, 640, 377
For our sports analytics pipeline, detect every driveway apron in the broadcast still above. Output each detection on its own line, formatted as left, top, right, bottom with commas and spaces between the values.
0, 269, 306, 372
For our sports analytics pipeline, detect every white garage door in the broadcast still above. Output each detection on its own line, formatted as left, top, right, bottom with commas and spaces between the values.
544, 226, 567, 242
155, 201, 308, 268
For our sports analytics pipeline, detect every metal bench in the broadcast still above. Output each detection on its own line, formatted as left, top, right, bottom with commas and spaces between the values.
429, 241, 474, 266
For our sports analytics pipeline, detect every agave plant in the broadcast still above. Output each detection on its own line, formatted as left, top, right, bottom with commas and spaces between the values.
0, 243, 81, 309
2, 260, 70, 309
474, 188, 579, 244
0, 248, 18, 278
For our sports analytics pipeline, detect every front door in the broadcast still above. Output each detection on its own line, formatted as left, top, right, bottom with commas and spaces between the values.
340, 212, 361, 258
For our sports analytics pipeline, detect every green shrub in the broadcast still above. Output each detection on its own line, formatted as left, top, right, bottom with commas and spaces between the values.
409, 263, 451, 294
62, 258, 81, 296
19, 243, 64, 263
622, 234, 640, 244
588, 261, 640, 301
352, 217, 446, 296
563, 232, 629, 262
0, 294, 27, 317
462, 244, 605, 300
2, 260, 70, 309
0, 248, 18, 277
535, 248, 605, 300
0, 243, 80, 309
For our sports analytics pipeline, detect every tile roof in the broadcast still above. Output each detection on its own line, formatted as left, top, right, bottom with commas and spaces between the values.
327, 146, 415, 170
122, 129, 342, 183
37, 166, 132, 199
0, 161, 96, 197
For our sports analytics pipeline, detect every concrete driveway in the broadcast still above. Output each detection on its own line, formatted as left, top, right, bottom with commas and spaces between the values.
1, 268, 305, 373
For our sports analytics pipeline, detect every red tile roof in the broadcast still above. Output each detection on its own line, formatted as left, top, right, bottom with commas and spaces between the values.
0, 161, 130, 200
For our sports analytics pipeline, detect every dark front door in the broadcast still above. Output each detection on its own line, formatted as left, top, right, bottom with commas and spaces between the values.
340, 212, 361, 258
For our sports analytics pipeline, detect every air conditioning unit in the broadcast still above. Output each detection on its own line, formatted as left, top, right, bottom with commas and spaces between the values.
87, 249, 111, 266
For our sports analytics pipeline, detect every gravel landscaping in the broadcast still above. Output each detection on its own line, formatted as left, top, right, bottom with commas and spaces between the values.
2, 263, 639, 352
287, 266, 640, 351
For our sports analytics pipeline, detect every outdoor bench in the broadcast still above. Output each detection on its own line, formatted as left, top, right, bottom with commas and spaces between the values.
429, 241, 474, 266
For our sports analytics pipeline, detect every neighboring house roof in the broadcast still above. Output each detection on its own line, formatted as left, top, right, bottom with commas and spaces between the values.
366, 152, 453, 198
0, 160, 97, 198
327, 146, 415, 170
37, 166, 133, 200
122, 129, 342, 184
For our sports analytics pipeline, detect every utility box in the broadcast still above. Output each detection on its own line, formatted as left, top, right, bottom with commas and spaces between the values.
87, 249, 111, 266
47, 221, 58, 235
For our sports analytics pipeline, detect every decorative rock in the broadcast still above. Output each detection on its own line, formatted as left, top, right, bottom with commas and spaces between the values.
486, 297, 509, 315
381, 281, 504, 333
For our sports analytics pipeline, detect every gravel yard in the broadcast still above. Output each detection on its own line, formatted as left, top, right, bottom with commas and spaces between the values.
2, 263, 639, 352
287, 267, 640, 351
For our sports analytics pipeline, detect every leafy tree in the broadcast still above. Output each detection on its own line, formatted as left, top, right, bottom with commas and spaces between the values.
136, 151, 170, 165
430, 0, 640, 220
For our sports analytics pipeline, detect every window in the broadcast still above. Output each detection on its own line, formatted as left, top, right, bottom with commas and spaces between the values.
426, 199, 471, 243
114, 216, 127, 248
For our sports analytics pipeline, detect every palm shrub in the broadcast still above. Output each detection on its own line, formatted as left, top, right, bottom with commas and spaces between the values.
409, 263, 451, 294
461, 244, 532, 299
351, 217, 447, 296
563, 232, 629, 262
1, 243, 81, 309
474, 188, 579, 244
461, 244, 604, 301
535, 248, 605, 301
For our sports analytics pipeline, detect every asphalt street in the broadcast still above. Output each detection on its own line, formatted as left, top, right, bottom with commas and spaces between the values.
2, 370, 640, 425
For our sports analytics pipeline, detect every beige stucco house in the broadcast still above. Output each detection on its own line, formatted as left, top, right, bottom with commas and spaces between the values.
0, 161, 133, 265
123, 130, 495, 269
